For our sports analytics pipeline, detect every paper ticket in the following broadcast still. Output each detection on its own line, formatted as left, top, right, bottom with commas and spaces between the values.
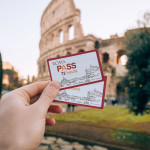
54, 77, 107, 109
47, 50, 104, 90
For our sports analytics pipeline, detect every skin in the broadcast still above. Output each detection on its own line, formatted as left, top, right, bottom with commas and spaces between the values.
0, 81, 62, 150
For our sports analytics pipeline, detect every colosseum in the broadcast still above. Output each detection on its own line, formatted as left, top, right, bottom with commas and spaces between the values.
37, 0, 127, 104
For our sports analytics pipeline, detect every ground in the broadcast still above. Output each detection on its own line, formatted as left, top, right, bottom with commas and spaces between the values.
49, 106, 150, 134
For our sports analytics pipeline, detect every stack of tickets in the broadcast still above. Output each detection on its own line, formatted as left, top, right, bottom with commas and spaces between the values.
47, 49, 107, 109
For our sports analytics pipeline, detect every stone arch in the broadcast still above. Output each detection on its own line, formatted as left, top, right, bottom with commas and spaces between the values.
43, 61, 46, 73
66, 51, 71, 56
78, 49, 85, 53
39, 63, 43, 75
95, 40, 100, 49
69, 25, 74, 40
50, 33, 54, 46
116, 82, 126, 104
102, 53, 109, 63
59, 30, 64, 44
52, 10, 55, 16
116, 50, 127, 65
45, 37, 49, 50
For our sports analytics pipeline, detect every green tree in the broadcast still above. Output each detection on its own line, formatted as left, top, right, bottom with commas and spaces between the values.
123, 27, 150, 115
3, 69, 22, 90
0, 52, 3, 95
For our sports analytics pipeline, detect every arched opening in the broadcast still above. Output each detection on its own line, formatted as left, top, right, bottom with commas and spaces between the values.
60, 30, 64, 44
45, 38, 48, 50
116, 82, 126, 104
50, 33, 54, 45
117, 50, 127, 65
95, 40, 100, 49
102, 53, 109, 63
53, 11, 55, 16
66, 52, 71, 56
78, 49, 85, 53
43, 62, 46, 73
120, 55, 127, 65
69, 26, 74, 40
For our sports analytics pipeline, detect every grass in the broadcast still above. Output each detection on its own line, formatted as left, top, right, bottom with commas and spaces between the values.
49, 106, 150, 133
111, 129, 150, 148
47, 106, 150, 149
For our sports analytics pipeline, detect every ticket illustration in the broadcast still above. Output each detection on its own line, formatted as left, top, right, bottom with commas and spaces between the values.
47, 50, 104, 90
54, 77, 107, 109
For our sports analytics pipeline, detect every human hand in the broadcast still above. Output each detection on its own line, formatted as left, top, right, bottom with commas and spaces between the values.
0, 81, 62, 150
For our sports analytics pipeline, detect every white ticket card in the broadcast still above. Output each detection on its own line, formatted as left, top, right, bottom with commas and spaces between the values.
47, 50, 104, 90
54, 78, 107, 109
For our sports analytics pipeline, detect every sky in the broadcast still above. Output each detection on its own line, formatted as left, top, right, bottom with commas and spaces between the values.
0, 0, 150, 79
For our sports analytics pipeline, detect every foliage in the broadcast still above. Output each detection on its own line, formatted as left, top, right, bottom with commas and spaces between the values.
3, 69, 23, 90
122, 27, 150, 115
3, 69, 16, 75
0, 53, 3, 95
49, 106, 150, 133
137, 12, 150, 28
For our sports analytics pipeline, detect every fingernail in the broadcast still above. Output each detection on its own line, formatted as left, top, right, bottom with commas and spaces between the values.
49, 81, 60, 89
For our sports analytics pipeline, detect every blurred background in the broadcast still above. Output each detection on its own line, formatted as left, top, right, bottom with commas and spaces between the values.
0, 0, 150, 150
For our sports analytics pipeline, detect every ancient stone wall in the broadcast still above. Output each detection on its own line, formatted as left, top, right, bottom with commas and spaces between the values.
38, 0, 127, 103
38, 0, 97, 81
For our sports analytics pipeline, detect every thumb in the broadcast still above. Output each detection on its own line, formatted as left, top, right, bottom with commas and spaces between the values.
34, 81, 60, 115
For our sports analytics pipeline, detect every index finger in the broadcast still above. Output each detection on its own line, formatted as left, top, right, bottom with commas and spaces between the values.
12, 81, 50, 104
